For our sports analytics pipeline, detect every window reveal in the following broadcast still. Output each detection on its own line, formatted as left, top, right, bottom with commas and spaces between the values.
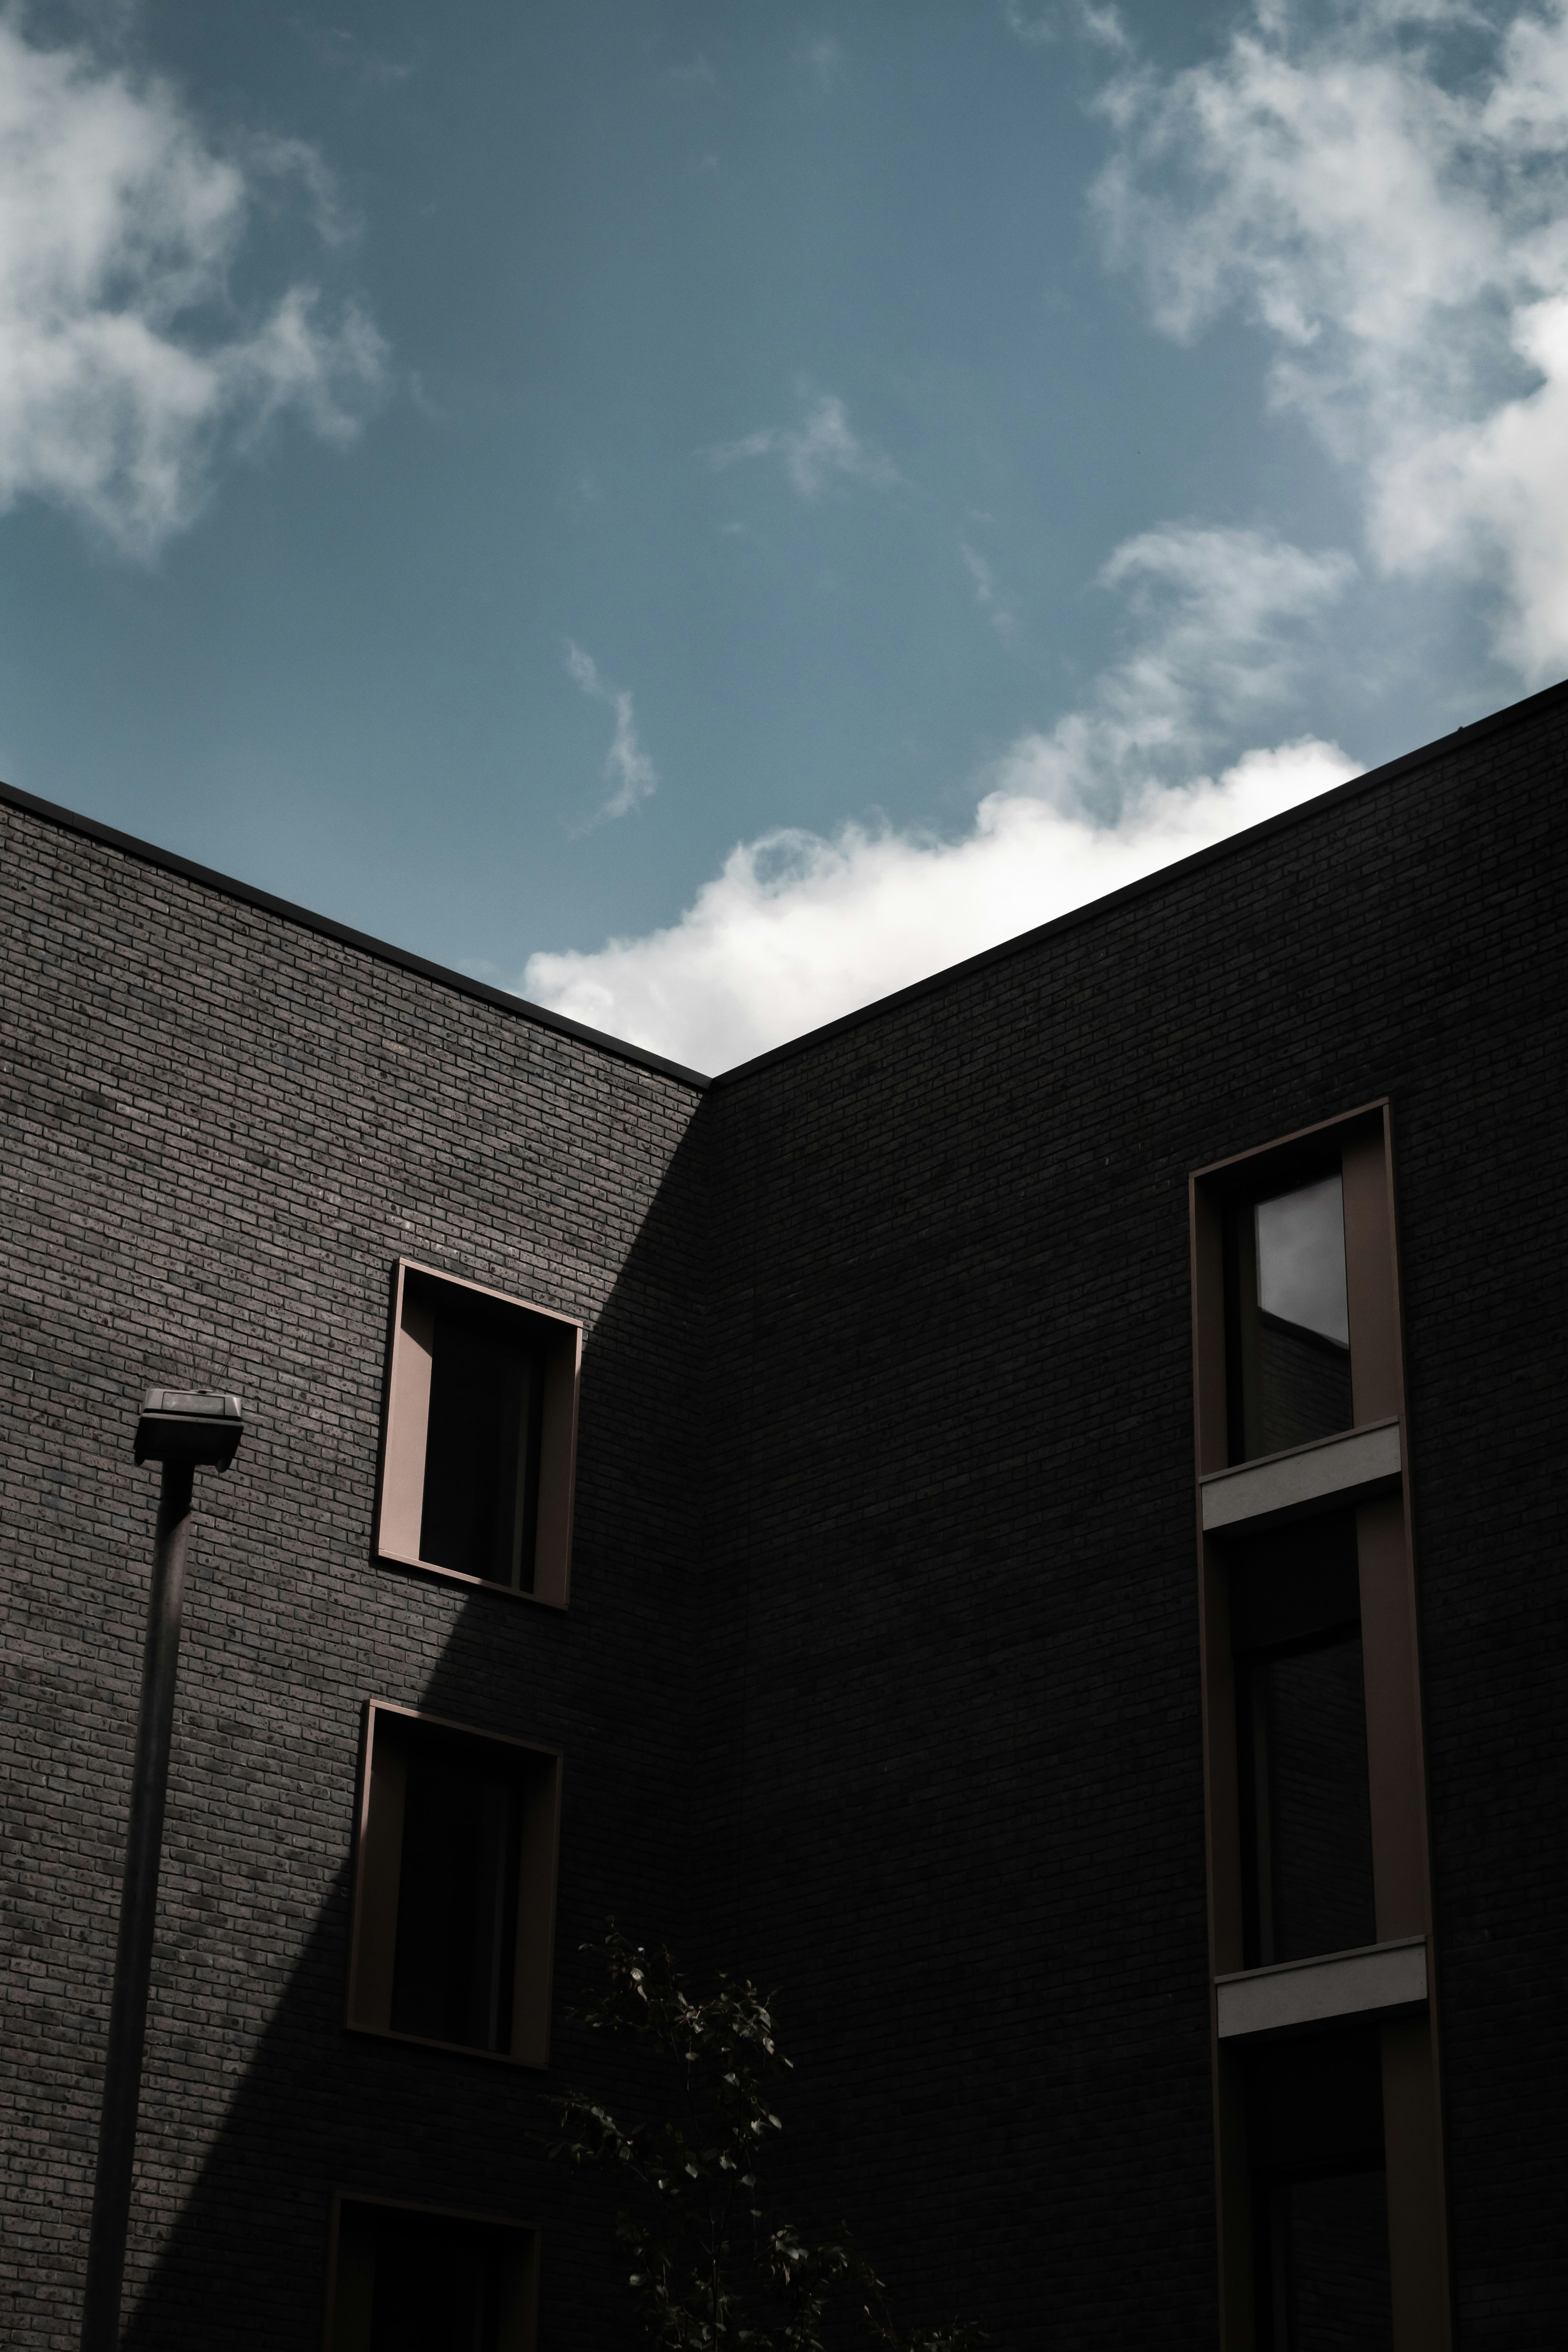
347, 1705, 561, 2068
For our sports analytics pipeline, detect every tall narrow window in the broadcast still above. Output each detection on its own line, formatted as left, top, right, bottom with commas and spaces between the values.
1193, 1106, 1450, 2351
377, 1261, 581, 1608
1227, 1167, 1353, 1461
1245, 2031, 1391, 2352
347, 1705, 561, 2067
1229, 1515, 1376, 1968
327, 2196, 538, 2352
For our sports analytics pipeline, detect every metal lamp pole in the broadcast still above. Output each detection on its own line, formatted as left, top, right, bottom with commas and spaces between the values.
80, 1390, 243, 2352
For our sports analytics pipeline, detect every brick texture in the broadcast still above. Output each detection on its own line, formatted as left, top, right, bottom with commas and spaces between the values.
1, 683, 1565, 2347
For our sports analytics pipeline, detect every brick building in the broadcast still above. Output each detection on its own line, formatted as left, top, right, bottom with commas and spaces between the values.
2, 678, 1564, 2350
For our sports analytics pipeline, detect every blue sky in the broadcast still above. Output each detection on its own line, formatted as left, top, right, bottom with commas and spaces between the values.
3, 1, 1563, 1067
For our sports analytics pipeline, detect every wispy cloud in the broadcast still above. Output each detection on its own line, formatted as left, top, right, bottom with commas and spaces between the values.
959, 540, 1019, 646
1002, 1, 1128, 50
524, 525, 1356, 1069
1094, 0, 1568, 677
564, 642, 659, 820
799, 35, 844, 92
709, 392, 899, 500
0, 13, 386, 559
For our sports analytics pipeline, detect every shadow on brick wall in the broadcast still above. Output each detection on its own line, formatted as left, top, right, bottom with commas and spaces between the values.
114, 1118, 730, 2350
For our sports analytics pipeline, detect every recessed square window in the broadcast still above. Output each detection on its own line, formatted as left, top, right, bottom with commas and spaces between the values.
377, 1261, 580, 1606
347, 1704, 561, 2067
325, 2194, 538, 2352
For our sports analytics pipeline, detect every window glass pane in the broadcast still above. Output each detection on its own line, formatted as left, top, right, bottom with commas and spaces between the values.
1242, 1633, 1375, 1966
419, 1300, 541, 1587
390, 1740, 520, 2052
1256, 1176, 1349, 1345
1275, 2169, 1392, 2351
1243, 1173, 1353, 1455
332, 2203, 524, 2352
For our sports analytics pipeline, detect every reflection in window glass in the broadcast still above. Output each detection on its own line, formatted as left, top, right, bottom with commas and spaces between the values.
1256, 1176, 1349, 1345
1233, 1171, 1354, 1458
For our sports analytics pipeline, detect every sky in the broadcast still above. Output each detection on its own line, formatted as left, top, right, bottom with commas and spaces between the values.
4, 0, 1566, 1071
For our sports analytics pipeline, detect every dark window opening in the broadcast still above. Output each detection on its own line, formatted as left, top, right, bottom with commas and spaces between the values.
348, 1708, 559, 2065
1226, 1167, 1354, 1462
390, 1728, 522, 2053
1246, 2032, 1391, 2352
416, 1283, 546, 1590
328, 2199, 536, 2352
1230, 1517, 1375, 1969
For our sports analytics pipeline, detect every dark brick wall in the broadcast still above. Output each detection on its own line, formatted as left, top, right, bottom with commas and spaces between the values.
686, 694, 1568, 2347
0, 799, 710, 2348
2, 681, 1565, 2350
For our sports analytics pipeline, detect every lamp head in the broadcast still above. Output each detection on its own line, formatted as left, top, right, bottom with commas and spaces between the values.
133, 1390, 244, 1472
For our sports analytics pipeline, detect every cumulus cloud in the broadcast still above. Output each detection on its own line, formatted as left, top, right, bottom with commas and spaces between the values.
1093, 0, 1568, 676
564, 641, 659, 819
0, 11, 385, 557
710, 392, 899, 499
525, 526, 1358, 1070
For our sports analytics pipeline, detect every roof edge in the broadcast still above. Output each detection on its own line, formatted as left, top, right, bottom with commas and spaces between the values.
6, 673, 1563, 1097
0, 777, 713, 1092
707, 673, 1568, 1088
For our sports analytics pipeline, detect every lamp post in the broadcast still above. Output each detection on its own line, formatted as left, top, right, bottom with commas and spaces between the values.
80, 1390, 243, 2352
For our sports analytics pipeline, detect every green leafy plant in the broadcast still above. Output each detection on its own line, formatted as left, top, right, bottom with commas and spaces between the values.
546, 1926, 985, 2352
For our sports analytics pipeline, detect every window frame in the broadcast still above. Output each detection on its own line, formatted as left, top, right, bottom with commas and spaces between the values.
1189, 1102, 1452, 2351
321, 2189, 540, 2352
376, 1258, 582, 1609
345, 1700, 563, 2070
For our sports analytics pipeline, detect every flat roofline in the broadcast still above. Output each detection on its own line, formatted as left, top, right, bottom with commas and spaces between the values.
709, 671, 1568, 1086
0, 776, 712, 1091
5, 673, 1564, 1093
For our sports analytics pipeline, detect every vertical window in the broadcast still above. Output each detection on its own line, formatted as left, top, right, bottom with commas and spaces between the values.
417, 1286, 546, 1588
326, 2196, 537, 2352
377, 1261, 580, 1607
1245, 2032, 1391, 2352
1229, 1515, 1375, 1968
347, 1705, 561, 2067
1192, 1106, 1451, 2351
1227, 1166, 1353, 1462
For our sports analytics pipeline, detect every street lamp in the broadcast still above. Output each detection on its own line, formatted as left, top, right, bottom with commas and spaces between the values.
80, 1390, 243, 2352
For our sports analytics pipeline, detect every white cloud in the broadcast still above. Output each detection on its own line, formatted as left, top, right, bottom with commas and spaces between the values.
564, 641, 659, 819
0, 12, 385, 557
710, 391, 899, 499
525, 526, 1358, 1070
1093, 0, 1568, 676
1002, 1, 1129, 49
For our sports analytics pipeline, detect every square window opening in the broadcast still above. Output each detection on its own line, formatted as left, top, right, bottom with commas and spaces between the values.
377, 1262, 580, 1606
326, 2195, 537, 2352
347, 1705, 561, 2067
